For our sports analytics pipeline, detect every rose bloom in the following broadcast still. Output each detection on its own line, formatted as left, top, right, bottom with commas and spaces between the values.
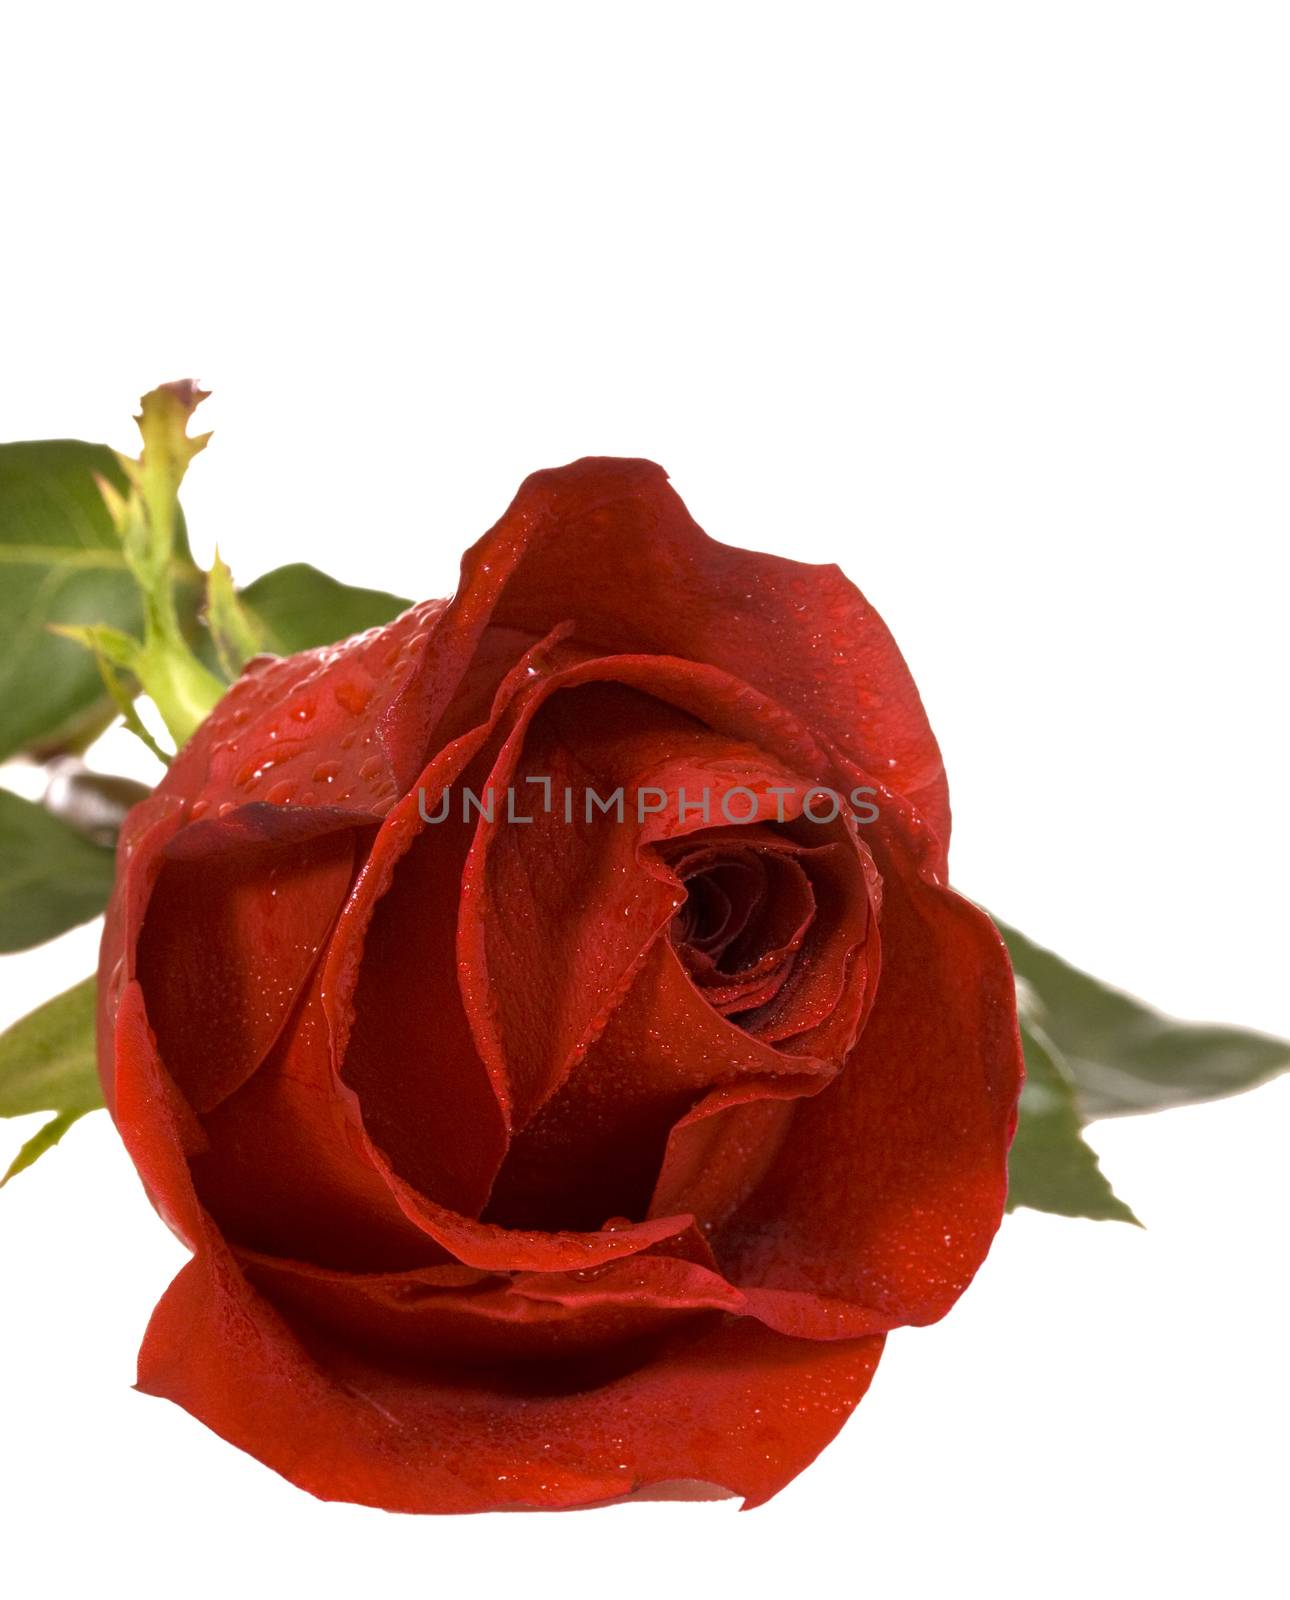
98, 459, 1023, 1512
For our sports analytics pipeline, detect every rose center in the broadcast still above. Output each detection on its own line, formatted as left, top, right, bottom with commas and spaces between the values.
667, 844, 816, 1020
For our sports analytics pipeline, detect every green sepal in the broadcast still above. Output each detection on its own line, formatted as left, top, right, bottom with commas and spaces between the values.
205, 548, 268, 678
57, 383, 225, 751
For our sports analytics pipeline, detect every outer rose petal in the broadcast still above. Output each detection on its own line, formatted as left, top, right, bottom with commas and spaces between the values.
191, 985, 446, 1271
135, 808, 364, 1113
449, 458, 950, 857
187, 627, 570, 1267
96, 794, 187, 1118
138, 1240, 884, 1513
95, 592, 507, 1110
112, 981, 208, 1247
109, 801, 430, 1271
173, 599, 447, 819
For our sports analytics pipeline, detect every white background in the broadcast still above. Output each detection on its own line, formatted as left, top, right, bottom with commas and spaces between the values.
2, 4, 1287, 1596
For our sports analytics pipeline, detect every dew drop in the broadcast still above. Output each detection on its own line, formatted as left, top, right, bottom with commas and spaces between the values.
334, 680, 373, 715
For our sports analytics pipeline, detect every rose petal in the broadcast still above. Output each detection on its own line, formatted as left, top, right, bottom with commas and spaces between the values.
135, 807, 365, 1113
454, 458, 949, 857
713, 814, 1023, 1340
235, 1248, 747, 1365
320, 628, 578, 1218
180, 599, 446, 819
137, 1236, 885, 1512
180, 631, 578, 1264
190, 985, 443, 1271
458, 667, 843, 1135
112, 981, 208, 1247
485, 934, 837, 1233
96, 794, 187, 1118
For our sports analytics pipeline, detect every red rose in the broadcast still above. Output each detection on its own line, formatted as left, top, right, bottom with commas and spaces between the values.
98, 458, 1022, 1511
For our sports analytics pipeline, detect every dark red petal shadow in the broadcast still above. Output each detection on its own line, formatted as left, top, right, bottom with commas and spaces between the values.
135, 807, 368, 1113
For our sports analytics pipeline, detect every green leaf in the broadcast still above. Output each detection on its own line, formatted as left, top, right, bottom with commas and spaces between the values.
2, 1108, 90, 1186
237, 563, 410, 653
1007, 1016, 1140, 1223
0, 440, 143, 761
997, 918, 1290, 1119
0, 976, 102, 1185
0, 790, 116, 952
0, 975, 101, 1117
